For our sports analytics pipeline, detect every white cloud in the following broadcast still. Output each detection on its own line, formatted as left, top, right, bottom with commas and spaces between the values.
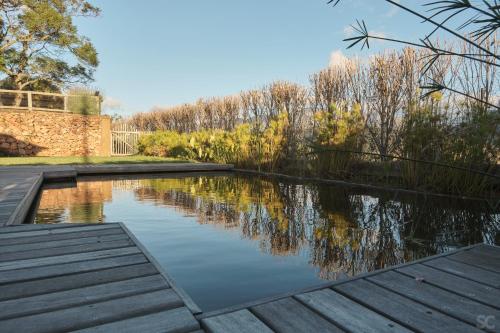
343, 25, 355, 38
369, 30, 387, 39
329, 50, 350, 68
102, 96, 123, 110
386, 0, 400, 17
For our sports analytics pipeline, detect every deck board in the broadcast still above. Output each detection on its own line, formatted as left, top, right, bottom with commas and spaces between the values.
398, 263, 500, 308
0, 223, 201, 333
0, 238, 133, 262
0, 263, 159, 301
0, 227, 125, 245
367, 270, 500, 328
72, 307, 200, 333
0, 274, 169, 320
0, 233, 129, 253
0, 171, 42, 226
202, 309, 273, 333
0, 246, 140, 271
334, 278, 480, 332
0, 289, 182, 333
295, 289, 411, 332
0, 253, 148, 284
423, 257, 500, 288
448, 250, 500, 273
251, 297, 343, 333
202, 244, 500, 333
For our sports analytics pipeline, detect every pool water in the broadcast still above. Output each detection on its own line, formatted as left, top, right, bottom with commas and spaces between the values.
32, 172, 500, 311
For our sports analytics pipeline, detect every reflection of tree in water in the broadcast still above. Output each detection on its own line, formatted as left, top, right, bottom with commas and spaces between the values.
131, 175, 499, 280
35, 181, 111, 224
34, 208, 67, 224
399, 196, 499, 254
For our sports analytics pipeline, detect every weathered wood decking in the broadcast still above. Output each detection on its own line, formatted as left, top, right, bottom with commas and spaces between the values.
200, 244, 500, 333
0, 222, 202, 333
0, 170, 42, 226
1, 226, 497, 333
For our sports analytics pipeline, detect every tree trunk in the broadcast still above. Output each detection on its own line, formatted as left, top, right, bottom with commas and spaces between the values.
14, 78, 24, 107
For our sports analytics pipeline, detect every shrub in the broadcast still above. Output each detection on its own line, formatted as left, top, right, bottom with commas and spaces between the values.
137, 131, 191, 158
137, 113, 289, 171
67, 87, 101, 115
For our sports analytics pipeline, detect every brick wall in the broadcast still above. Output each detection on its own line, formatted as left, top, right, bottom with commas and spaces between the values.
0, 109, 111, 156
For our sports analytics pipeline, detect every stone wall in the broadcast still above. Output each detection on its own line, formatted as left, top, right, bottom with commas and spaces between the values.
0, 109, 111, 156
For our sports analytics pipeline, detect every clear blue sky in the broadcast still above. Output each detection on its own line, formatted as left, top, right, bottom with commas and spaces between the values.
75, 0, 431, 116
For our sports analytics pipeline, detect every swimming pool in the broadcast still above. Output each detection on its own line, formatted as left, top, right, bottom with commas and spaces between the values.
32, 172, 500, 311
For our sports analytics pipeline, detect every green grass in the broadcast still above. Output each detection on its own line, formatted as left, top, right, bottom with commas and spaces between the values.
0, 155, 192, 166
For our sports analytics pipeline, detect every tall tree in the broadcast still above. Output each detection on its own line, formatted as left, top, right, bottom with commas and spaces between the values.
0, 0, 99, 92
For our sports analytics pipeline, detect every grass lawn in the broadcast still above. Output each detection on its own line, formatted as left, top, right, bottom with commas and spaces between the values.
0, 155, 192, 166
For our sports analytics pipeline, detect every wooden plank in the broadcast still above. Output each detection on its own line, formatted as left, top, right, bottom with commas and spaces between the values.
296, 289, 411, 332
0, 239, 133, 262
4, 173, 42, 226
0, 262, 159, 301
0, 223, 95, 233
470, 244, 500, 258
424, 257, 500, 288
448, 250, 500, 273
367, 270, 500, 328
0, 233, 129, 254
0, 246, 140, 271
251, 297, 343, 333
72, 307, 200, 333
0, 227, 125, 246
334, 279, 481, 333
0, 224, 120, 239
398, 263, 500, 308
202, 310, 273, 333
0, 289, 183, 333
0, 254, 148, 284
0, 275, 169, 320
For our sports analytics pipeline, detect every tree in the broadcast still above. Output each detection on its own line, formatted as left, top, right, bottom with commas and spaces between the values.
0, 0, 99, 93
328, 0, 499, 109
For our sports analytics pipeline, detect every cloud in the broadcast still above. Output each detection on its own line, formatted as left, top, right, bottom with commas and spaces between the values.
369, 30, 387, 39
329, 50, 350, 68
102, 96, 123, 110
386, 0, 400, 17
343, 25, 355, 38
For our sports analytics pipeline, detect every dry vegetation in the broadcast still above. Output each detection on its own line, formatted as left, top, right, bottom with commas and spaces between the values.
124, 43, 499, 197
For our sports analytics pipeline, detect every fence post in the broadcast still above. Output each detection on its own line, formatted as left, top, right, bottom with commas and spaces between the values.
96, 96, 101, 114
64, 95, 68, 112
27, 91, 32, 111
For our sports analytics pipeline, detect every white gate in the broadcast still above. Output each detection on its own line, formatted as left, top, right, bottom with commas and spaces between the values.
111, 124, 147, 156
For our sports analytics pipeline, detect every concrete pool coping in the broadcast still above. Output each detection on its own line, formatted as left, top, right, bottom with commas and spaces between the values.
0, 162, 233, 226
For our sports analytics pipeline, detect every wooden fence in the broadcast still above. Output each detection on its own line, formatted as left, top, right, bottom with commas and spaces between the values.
111, 123, 151, 156
0, 89, 101, 114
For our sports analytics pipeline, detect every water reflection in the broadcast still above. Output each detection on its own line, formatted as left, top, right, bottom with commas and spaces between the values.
34, 174, 499, 281
35, 181, 111, 224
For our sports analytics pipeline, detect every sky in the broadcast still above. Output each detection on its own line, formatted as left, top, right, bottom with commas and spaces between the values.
74, 0, 434, 116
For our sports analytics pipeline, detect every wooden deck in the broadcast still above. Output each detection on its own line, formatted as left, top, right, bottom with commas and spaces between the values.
1, 226, 497, 333
0, 223, 202, 333
0, 170, 42, 226
200, 244, 500, 333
